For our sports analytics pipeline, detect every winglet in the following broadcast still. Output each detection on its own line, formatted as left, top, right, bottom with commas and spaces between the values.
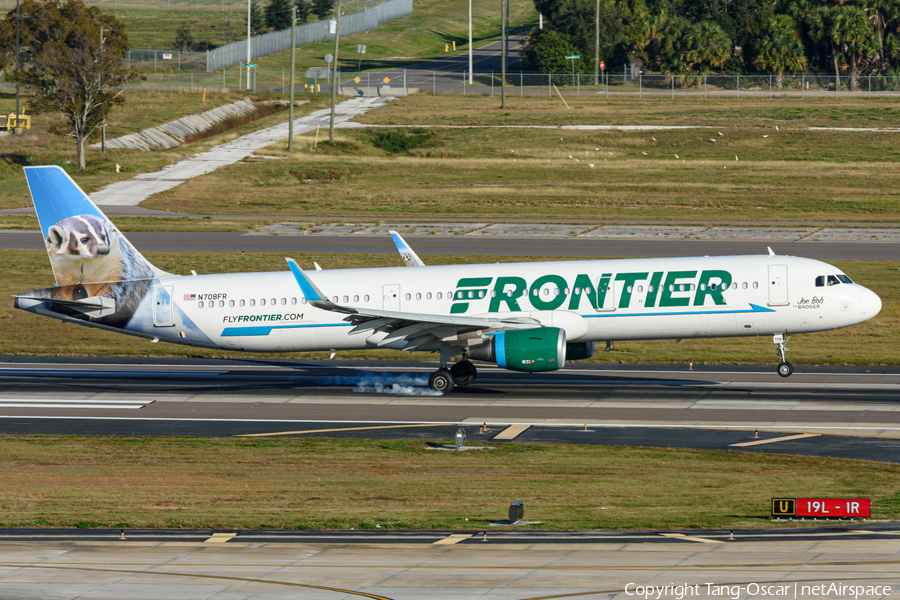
285, 258, 356, 314
389, 230, 425, 267
767, 246, 775, 256
285, 258, 325, 302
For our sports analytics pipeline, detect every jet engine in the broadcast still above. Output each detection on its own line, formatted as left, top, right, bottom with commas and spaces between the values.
469, 328, 566, 372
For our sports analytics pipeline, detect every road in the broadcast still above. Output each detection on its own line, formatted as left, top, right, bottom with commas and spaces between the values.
2, 358, 900, 462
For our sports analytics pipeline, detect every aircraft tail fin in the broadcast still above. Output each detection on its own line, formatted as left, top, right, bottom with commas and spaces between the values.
24, 166, 171, 288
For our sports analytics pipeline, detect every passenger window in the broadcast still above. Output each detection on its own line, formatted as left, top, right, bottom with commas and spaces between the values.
332, 296, 338, 303
731, 283, 737, 290
281, 298, 286, 305
364, 295, 370, 302
542, 288, 549, 296
532, 289, 539, 297
637, 286, 643, 293
752, 282, 759, 289
554, 288, 560, 296
219, 300, 225, 308
291, 297, 297, 305
354, 295, 359, 302
710, 283, 717, 291
416, 293, 422, 300
574, 287, 581, 295
489, 290, 495, 298
827, 275, 840, 286
427, 292, 433, 300
669, 285, 675, 292
478, 290, 485, 298
627, 285, 633, 293
198, 301, 204, 308
250, 299, 256, 307
271, 298, 276, 305
700, 283, 706, 291
229, 300, 235, 307
468, 291, 474, 299
302, 298, 307, 304
648, 285, 654, 293
436, 292, 442, 299
260, 299, 266, 306
742, 282, 748, 290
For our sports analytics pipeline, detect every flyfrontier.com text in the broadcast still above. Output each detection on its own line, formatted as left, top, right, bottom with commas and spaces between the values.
624, 583, 892, 600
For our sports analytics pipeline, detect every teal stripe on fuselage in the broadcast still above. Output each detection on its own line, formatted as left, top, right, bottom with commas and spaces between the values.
582, 304, 775, 318
221, 323, 352, 337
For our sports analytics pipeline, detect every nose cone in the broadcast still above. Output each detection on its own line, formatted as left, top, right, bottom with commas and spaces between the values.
859, 287, 882, 319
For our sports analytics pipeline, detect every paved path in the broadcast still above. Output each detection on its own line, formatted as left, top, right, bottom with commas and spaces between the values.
90, 96, 390, 207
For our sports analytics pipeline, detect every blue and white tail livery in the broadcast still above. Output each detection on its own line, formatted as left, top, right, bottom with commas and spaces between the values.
15, 166, 883, 391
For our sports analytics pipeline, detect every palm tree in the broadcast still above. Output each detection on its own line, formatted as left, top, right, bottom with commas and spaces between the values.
683, 21, 732, 73
808, 7, 843, 87
754, 15, 808, 88
835, 5, 875, 90
866, 0, 900, 71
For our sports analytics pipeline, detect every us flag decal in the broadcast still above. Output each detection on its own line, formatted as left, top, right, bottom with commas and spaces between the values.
184, 294, 196, 301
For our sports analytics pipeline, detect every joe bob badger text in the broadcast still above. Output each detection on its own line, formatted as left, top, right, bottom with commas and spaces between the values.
624, 583, 892, 599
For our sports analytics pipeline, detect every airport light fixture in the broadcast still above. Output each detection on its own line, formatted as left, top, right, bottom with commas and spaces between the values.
594, 0, 599, 85
329, 0, 342, 143
500, 0, 505, 109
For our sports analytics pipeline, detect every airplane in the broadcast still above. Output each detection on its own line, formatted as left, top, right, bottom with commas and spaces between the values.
15, 166, 882, 392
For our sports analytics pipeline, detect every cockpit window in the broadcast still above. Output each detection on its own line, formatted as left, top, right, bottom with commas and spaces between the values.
827, 275, 840, 286
815, 276, 825, 287
837, 275, 853, 284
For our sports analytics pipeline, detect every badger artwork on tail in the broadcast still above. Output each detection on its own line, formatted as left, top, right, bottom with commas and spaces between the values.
21, 166, 173, 329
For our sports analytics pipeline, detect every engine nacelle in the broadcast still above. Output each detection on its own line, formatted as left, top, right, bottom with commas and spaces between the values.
565, 342, 595, 361
469, 328, 566, 372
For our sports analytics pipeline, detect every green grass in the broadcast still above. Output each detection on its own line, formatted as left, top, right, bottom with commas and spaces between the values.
0, 90, 330, 210
2, 249, 898, 365
140, 106, 900, 222
1, 436, 898, 530
251, 0, 537, 74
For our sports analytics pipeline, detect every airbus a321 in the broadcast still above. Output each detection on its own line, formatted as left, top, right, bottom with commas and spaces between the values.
15, 166, 882, 392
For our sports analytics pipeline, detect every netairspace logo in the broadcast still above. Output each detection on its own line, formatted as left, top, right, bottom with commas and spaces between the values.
624, 583, 892, 600
321, 372, 443, 396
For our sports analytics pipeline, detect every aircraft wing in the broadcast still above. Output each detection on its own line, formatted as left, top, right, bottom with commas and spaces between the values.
285, 258, 539, 351
389, 230, 425, 267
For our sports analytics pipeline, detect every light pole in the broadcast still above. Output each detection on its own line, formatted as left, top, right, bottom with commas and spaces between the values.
500, 0, 505, 109
14, 0, 19, 124
288, 6, 296, 151
246, 0, 251, 91
329, 0, 342, 143
468, 0, 472, 84
593, 0, 599, 85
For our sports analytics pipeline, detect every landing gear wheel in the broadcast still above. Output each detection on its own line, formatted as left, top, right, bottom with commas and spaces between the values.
777, 362, 793, 378
429, 370, 456, 393
450, 361, 477, 386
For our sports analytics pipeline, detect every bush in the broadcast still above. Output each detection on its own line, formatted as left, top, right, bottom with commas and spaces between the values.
370, 129, 435, 154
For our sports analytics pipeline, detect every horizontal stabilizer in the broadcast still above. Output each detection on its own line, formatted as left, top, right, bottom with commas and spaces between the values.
15, 294, 117, 318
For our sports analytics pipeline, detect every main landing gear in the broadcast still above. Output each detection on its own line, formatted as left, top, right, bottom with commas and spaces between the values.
774, 334, 793, 378
428, 350, 478, 393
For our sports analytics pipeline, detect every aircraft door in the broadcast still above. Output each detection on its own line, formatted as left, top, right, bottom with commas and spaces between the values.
768, 265, 789, 306
383, 284, 401, 311
153, 285, 175, 326
596, 276, 616, 312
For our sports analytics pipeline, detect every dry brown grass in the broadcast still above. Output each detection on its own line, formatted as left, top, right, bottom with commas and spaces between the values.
2, 436, 898, 530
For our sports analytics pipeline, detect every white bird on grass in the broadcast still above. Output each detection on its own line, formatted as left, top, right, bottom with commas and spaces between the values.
675, 154, 679, 158
589, 163, 595, 168
775, 125, 779, 131
735, 155, 739, 161
642, 152, 648, 155
710, 139, 716, 142
763, 135, 769, 138
718, 132, 724, 135
651, 137, 656, 141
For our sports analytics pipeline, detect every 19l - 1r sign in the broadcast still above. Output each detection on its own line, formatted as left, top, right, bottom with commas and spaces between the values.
772, 498, 871, 518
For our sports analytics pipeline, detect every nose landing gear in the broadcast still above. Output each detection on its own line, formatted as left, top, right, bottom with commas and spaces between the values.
774, 334, 793, 377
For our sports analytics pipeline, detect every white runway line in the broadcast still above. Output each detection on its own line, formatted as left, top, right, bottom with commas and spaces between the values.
730, 433, 820, 447
0, 399, 153, 410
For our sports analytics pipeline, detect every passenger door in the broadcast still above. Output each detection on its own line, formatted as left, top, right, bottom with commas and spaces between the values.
768, 265, 789, 306
383, 284, 401, 311
153, 285, 175, 326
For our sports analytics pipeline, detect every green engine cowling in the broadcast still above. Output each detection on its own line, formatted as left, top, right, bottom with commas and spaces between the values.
565, 342, 595, 361
469, 328, 566, 372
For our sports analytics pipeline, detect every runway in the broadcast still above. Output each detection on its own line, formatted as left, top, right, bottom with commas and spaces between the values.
2, 357, 900, 463
2, 229, 899, 260
3, 526, 900, 599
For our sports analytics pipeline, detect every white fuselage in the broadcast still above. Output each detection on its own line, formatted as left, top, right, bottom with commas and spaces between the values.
147, 254, 881, 353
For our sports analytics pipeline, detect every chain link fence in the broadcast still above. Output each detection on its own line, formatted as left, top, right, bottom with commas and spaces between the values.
5, 69, 900, 97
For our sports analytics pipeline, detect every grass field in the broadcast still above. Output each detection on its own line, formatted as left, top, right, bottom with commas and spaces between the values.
1, 436, 898, 530
252, 0, 537, 74
0, 90, 329, 211
3, 249, 897, 365
139, 98, 900, 222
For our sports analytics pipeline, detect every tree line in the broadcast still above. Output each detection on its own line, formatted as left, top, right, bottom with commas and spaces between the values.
524, 0, 900, 88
